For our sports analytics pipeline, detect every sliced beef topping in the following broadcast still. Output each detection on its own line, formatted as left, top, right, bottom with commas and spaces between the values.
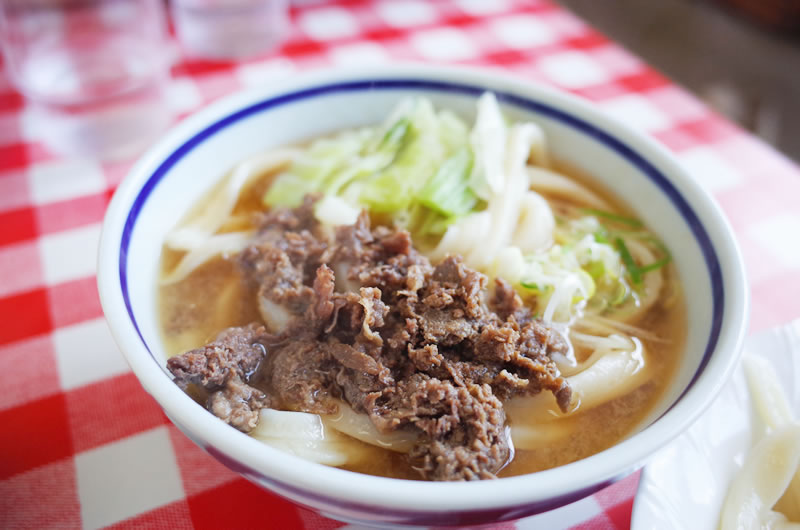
167, 323, 270, 432
411, 382, 510, 481
169, 197, 572, 480
490, 277, 532, 324
259, 338, 338, 414
207, 378, 269, 433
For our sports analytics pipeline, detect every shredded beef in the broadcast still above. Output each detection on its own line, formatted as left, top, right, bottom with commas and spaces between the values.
167, 323, 270, 432
259, 338, 338, 414
167, 197, 572, 481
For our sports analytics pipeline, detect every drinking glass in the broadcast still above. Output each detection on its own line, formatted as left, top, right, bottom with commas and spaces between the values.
0, 0, 173, 159
171, 0, 289, 59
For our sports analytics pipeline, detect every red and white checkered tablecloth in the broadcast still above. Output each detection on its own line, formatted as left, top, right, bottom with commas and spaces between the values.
2, 0, 800, 528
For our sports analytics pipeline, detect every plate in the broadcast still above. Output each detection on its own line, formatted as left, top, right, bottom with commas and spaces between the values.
631, 320, 800, 529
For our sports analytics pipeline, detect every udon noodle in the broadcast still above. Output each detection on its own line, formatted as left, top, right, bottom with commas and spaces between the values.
158, 93, 685, 479
719, 356, 800, 528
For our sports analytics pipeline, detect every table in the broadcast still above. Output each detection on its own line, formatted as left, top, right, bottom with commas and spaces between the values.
2, 0, 799, 528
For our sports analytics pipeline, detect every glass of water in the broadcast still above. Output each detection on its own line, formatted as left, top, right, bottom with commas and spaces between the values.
0, 0, 173, 159
171, 0, 289, 59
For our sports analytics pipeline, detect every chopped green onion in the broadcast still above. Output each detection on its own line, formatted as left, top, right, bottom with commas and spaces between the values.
609, 281, 629, 306
582, 208, 643, 228
521, 281, 540, 291
593, 228, 610, 245
625, 235, 671, 274
585, 260, 605, 280
615, 237, 642, 285
576, 269, 596, 301
588, 296, 609, 313
646, 236, 672, 260
639, 256, 671, 273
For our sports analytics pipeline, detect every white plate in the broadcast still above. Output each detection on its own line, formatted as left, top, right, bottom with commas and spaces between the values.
632, 320, 800, 529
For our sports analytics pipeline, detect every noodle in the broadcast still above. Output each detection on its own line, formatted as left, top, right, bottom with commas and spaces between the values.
719, 356, 800, 527
158, 93, 685, 479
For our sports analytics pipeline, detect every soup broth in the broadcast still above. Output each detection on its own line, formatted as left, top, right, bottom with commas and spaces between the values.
159, 156, 685, 480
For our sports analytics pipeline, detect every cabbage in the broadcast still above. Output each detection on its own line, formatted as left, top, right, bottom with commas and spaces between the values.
486, 215, 633, 324
264, 97, 473, 232
468, 92, 508, 199
417, 147, 476, 217
264, 129, 373, 207
352, 99, 449, 212
260, 95, 659, 326
432, 93, 553, 268
517, 245, 596, 323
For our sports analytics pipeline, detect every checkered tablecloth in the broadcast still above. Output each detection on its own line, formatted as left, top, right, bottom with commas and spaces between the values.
2, 0, 800, 528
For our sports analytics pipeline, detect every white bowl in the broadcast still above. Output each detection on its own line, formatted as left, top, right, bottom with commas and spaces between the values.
97, 65, 749, 527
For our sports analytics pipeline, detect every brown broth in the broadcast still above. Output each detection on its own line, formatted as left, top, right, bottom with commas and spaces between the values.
158, 158, 686, 480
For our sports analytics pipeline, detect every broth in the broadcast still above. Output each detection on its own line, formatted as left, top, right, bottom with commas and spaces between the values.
158, 157, 686, 479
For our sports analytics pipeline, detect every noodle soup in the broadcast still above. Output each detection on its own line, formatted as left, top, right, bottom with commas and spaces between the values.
158, 93, 685, 481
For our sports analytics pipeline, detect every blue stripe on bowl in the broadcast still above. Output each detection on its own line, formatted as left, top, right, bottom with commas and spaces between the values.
120, 78, 723, 404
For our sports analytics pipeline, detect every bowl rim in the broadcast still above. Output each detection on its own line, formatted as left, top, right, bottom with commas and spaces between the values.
97, 64, 749, 513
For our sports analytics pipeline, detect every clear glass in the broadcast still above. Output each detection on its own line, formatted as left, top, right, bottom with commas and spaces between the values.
0, 0, 173, 160
171, 0, 289, 59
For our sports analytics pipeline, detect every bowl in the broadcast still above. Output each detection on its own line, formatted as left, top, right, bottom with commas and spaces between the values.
97, 65, 749, 527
